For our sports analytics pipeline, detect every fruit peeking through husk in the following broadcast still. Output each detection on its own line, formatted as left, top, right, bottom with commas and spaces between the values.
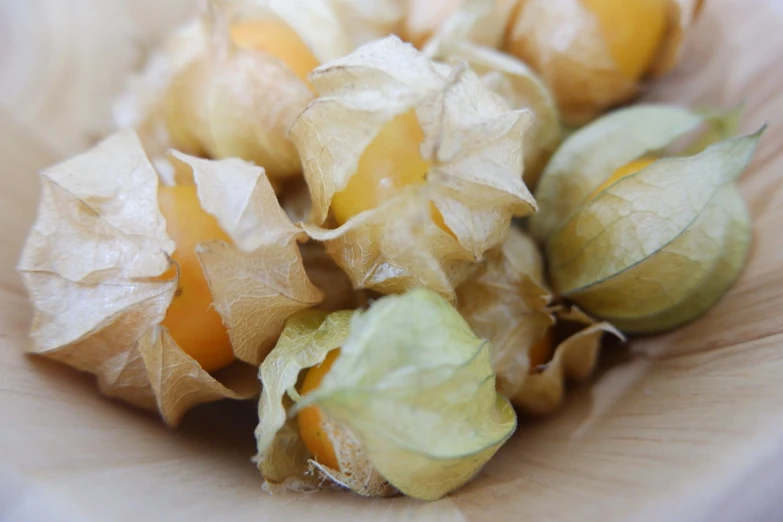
294, 35, 537, 300
530, 105, 761, 334
114, 0, 356, 181
17, 130, 324, 425
457, 227, 621, 413
254, 289, 516, 500
503, 0, 705, 124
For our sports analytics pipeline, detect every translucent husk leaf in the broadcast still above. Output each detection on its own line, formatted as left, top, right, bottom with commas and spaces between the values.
548, 131, 762, 334
116, 0, 357, 181
424, 13, 560, 188
293, 36, 536, 298
457, 228, 554, 400
604, 184, 751, 333
297, 289, 517, 501
303, 189, 476, 301
254, 310, 352, 492
513, 308, 622, 415
530, 104, 704, 244
171, 152, 324, 367
17, 131, 259, 426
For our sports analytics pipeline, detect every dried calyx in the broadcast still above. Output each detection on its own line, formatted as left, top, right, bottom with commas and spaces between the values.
293, 35, 536, 300
17, 130, 324, 425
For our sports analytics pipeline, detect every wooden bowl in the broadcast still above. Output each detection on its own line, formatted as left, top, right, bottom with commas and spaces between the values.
1, 1, 782, 520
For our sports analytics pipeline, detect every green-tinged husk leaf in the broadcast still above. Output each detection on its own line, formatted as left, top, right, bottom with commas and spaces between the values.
300, 289, 516, 500
254, 310, 351, 492
530, 104, 704, 243
255, 290, 517, 500
547, 129, 762, 333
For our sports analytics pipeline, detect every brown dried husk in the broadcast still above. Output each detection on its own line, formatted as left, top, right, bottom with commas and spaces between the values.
503, 0, 698, 124
293, 36, 536, 300
17, 131, 324, 425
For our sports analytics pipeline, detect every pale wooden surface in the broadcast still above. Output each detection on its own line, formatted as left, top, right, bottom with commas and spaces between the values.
1, 0, 783, 521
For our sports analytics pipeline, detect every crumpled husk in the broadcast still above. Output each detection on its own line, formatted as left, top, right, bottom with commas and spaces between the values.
17, 130, 323, 425
255, 290, 517, 501
457, 228, 554, 399
503, 0, 701, 124
530, 105, 761, 333
172, 152, 325, 366
456, 228, 621, 413
293, 36, 536, 300
423, 6, 561, 188
402, 0, 518, 49
513, 308, 622, 415
114, 0, 355, 181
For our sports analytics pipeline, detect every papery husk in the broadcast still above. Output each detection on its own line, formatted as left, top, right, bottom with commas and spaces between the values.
17, 131, 259, 427
424, 8, 560, 188
293, 36, 536, 299
456, 229, 622, 413
172, 152, 325, 366
254, 310, 395, 496
304, 189, 476, 301
297, 289, 517, 501
503, 0, 698, 124
402, 0, 518, 49
530, 104, 704, 244
116, 0, 355, 181
457, 228, 554, 400
547, 130, 761, 334
513, 308, 622, 415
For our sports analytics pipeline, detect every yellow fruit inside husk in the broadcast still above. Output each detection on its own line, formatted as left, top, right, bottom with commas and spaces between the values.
298, 349, 341, 470
158, 185, 234, 372
330, 110, 430, 224
229, 20, 319, 84
329, 110, 448, 230
586, 157, 657, 201
580, 0, 668, 79
528, 327, 554, 371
